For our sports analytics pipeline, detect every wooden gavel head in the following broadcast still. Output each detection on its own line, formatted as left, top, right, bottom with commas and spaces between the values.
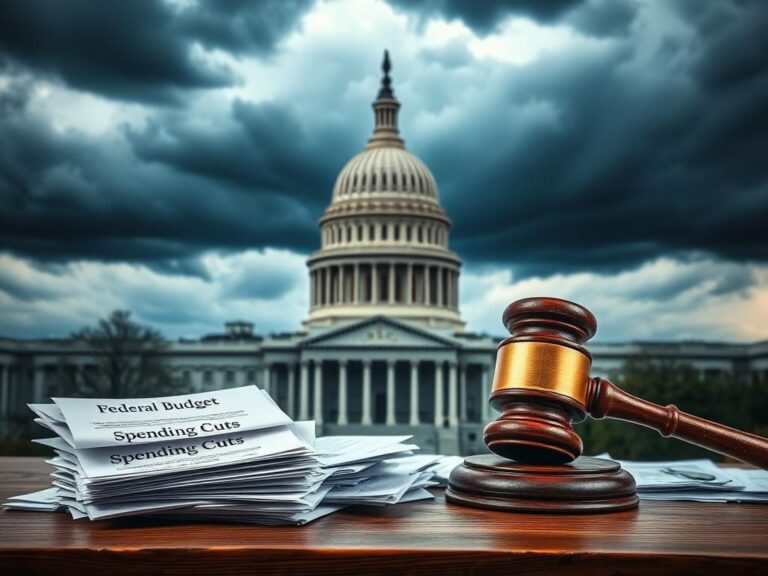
484, 297, 598, 465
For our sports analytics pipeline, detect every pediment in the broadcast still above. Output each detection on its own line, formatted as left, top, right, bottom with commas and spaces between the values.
300, 316, 456, 349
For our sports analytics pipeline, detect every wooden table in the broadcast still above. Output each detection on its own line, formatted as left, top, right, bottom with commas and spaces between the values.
1, 457, 766, 575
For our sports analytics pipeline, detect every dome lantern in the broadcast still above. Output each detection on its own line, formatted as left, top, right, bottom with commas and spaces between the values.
368, 50, 404, 150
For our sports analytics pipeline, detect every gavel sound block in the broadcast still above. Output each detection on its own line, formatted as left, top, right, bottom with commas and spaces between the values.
446, 297, 768, 513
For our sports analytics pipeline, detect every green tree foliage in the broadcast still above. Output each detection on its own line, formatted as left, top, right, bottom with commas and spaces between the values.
578, 358, 768, 461
61, 310, 180, 398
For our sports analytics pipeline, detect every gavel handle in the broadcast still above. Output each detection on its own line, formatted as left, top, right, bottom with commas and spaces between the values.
586, 377, 768, 469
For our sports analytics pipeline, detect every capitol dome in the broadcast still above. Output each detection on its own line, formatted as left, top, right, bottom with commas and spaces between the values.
332, 147, 439, 201
305, 51, 463, 331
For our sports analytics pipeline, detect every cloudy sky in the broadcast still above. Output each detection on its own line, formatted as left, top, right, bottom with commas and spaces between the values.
0, 0, 766, 342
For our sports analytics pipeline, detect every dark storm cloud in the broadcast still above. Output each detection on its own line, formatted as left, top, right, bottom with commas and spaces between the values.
422, 0, 768, 277
0, 0, 766, 291
0, 90, 341, 266
0, 0, 313, 104
565, 0, 638, 37
125, 99, 349, 204
388, 0, 581, 32
180, 0, 315, 54
391, 0, 638, 38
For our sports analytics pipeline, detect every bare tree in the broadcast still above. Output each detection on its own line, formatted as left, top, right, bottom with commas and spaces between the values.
63, 310, 181, 398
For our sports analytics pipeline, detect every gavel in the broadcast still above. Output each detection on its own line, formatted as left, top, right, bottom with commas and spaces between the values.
485, 297, 768, 469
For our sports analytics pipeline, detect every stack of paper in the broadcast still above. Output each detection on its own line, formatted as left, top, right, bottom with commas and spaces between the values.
601, 455, 768, 503
421, 455, 463, 487
3, 386, 435, 525
319, 448, 441, 505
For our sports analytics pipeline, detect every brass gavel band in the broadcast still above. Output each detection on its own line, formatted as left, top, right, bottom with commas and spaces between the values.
492, 341, 591, 406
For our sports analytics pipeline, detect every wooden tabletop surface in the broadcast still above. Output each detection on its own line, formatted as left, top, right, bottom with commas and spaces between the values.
1, 456, 767, 575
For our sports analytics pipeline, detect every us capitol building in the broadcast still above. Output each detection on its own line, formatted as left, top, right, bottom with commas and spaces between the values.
1, 54, 767, 454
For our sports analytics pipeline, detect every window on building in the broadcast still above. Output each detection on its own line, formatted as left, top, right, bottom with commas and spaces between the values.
247, 370, 256, 383
182, 371, 190, 386
203, 371, 212, 384
225, 370, 235, 384
382, 224, 388, 240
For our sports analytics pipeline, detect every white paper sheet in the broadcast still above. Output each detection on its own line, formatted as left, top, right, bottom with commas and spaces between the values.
50, 386, 292, 449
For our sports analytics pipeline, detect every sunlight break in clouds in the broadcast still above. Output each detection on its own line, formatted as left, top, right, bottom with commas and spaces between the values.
2, 250, 765, 343
0, 251, 308, 339
461, 258, 768, 342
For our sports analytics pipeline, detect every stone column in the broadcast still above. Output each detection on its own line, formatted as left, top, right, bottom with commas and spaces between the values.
459, 363, 468, 422
388, 262, 395, 304
324, 267, 331, 305
193, 369, 204, 393
448, 362, 459, 427
371, 263, 379, 303
482, 362, 492, 423
353, 263, 360, 304
409, 360, 419, 426
434, 361, 444, 427
314, 361, 323, 425
453, 270, 459, 308
337, 360, 348, 425
262, 363, 271, 396
406, 264, 413, 304
338, 265, 345, 303
33, 366, 46, 403
362, 360, 372, 425
386, 360, 396, 426
445, 268, 453, 308
287, 363, 296, 418
437, 266, 444, 307
299, 361, 310, 420
424, 264, 431, 305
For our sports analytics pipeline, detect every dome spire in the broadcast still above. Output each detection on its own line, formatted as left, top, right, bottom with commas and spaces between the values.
367, 49, 404, 149
378, 49, 394, 98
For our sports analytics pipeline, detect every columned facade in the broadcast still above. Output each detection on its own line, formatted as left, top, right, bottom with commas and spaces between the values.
309, 260, 461, 314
